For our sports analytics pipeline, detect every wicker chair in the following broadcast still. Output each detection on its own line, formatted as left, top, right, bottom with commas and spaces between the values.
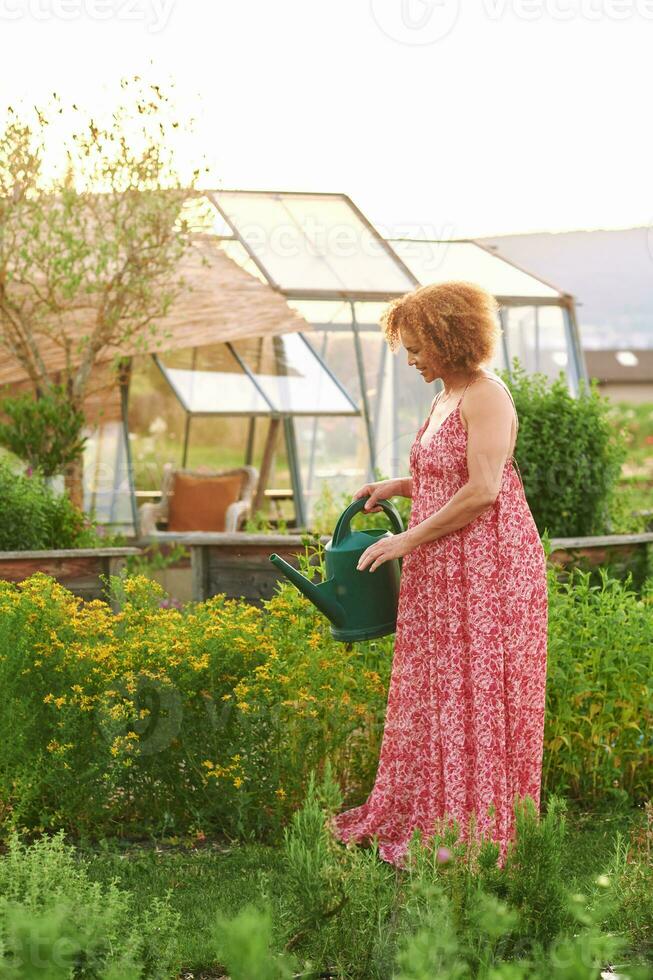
139, 463, 258, 535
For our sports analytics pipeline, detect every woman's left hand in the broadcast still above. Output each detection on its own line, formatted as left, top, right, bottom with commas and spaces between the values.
356, 531, 414, 573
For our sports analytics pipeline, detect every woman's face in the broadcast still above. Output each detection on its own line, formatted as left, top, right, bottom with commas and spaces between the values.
400, 323, 441, 384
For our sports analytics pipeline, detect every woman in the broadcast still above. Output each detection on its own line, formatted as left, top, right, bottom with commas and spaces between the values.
328, 281, 549, 870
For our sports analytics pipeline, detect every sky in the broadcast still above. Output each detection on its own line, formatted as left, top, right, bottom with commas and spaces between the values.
1, 0, 651, 239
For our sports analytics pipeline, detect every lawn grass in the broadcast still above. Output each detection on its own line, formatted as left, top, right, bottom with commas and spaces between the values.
77, 801, 646, 978
81, 836, 285, 975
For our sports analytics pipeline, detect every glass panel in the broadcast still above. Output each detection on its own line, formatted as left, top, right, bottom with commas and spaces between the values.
293, 414, 369, 527
503, 305, 571, 384
213, 191, 416, 294
165, 367, 271, 414
159, 345, 272, 414
389, 240, 560, 299
302, 327, 362, 403
83, 421, 134, 533
354, 301, 396, 326
231, 333, 358, 414
128, 355, 193, 491
127, 356, 293, 490
286, 299, 353, 325
375, 345, 441, 481
218, 239, 269, 284
183, 415, 290, 479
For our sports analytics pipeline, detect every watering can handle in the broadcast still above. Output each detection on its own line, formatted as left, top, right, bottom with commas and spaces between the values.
332, 496, 405, 547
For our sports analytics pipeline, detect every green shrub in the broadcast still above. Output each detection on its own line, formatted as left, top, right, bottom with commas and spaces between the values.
0, 570, 392, 842
544, 563, 653, 804
0, 459, 97, 550
497, 360, 628, 537
0, 386, 86, 478
251, 768, 653, 979
0, 830, 180, 978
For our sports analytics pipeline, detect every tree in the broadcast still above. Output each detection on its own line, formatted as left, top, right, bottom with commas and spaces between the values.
0, 78, 200, 507
0, 385, 87, 478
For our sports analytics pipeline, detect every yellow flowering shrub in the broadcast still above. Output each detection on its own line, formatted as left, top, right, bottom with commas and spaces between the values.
0, 572, 391, 842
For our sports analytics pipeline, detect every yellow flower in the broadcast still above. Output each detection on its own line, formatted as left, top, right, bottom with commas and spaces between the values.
202, 760, 215, 769
233, 776, 243, 788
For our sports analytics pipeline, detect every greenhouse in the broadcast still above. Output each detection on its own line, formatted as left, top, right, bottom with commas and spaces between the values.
202, 190, 588, 527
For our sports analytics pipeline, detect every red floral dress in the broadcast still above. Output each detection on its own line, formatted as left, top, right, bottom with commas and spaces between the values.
329, 374, 549, 868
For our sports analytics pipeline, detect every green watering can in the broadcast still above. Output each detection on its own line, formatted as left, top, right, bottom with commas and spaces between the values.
269, 497, 404, 643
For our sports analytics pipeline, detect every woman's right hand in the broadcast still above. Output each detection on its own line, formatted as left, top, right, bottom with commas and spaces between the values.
352, 478, 406, 512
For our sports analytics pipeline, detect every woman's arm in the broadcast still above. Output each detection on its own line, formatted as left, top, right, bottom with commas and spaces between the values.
359, 476, 413, 511
395, 476, 413, 499
405, 382, 514, 548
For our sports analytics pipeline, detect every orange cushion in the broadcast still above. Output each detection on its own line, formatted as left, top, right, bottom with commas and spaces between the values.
167, 472, 244, 532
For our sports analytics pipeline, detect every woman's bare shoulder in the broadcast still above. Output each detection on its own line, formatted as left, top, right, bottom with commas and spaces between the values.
460, 372, 514, 427
465, 371, 511, 400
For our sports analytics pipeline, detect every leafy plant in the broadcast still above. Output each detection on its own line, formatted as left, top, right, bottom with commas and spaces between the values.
212, 903, 298, 980
497, 360, 628, 537
124, 541, 189, 575
0, 830, 181, 978
602, 802, 653, 961
0, 386, 87, 478
0, 458, 97, 550
244, 508, 289, 534
544, 564, 653, 804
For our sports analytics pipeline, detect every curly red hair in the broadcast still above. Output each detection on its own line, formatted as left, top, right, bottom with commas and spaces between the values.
380, 281, 501, 372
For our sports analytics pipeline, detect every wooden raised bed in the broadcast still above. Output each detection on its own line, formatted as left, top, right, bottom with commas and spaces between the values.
0, 548, 141, 609
137, 532, 331, 605
548, 533, 653, 589
548, 532, 653, 568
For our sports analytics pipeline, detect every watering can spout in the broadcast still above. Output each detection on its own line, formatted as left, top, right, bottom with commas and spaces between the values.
269, 554, 346, 627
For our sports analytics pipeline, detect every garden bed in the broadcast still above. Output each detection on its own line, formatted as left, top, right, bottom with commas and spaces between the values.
0, 547, 140, 608
137, 532, 331, 605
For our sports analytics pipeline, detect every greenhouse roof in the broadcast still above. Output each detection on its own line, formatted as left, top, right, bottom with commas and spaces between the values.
207, 190, 419, 300
387, 239, 566, 304
200, 190, 571, 306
